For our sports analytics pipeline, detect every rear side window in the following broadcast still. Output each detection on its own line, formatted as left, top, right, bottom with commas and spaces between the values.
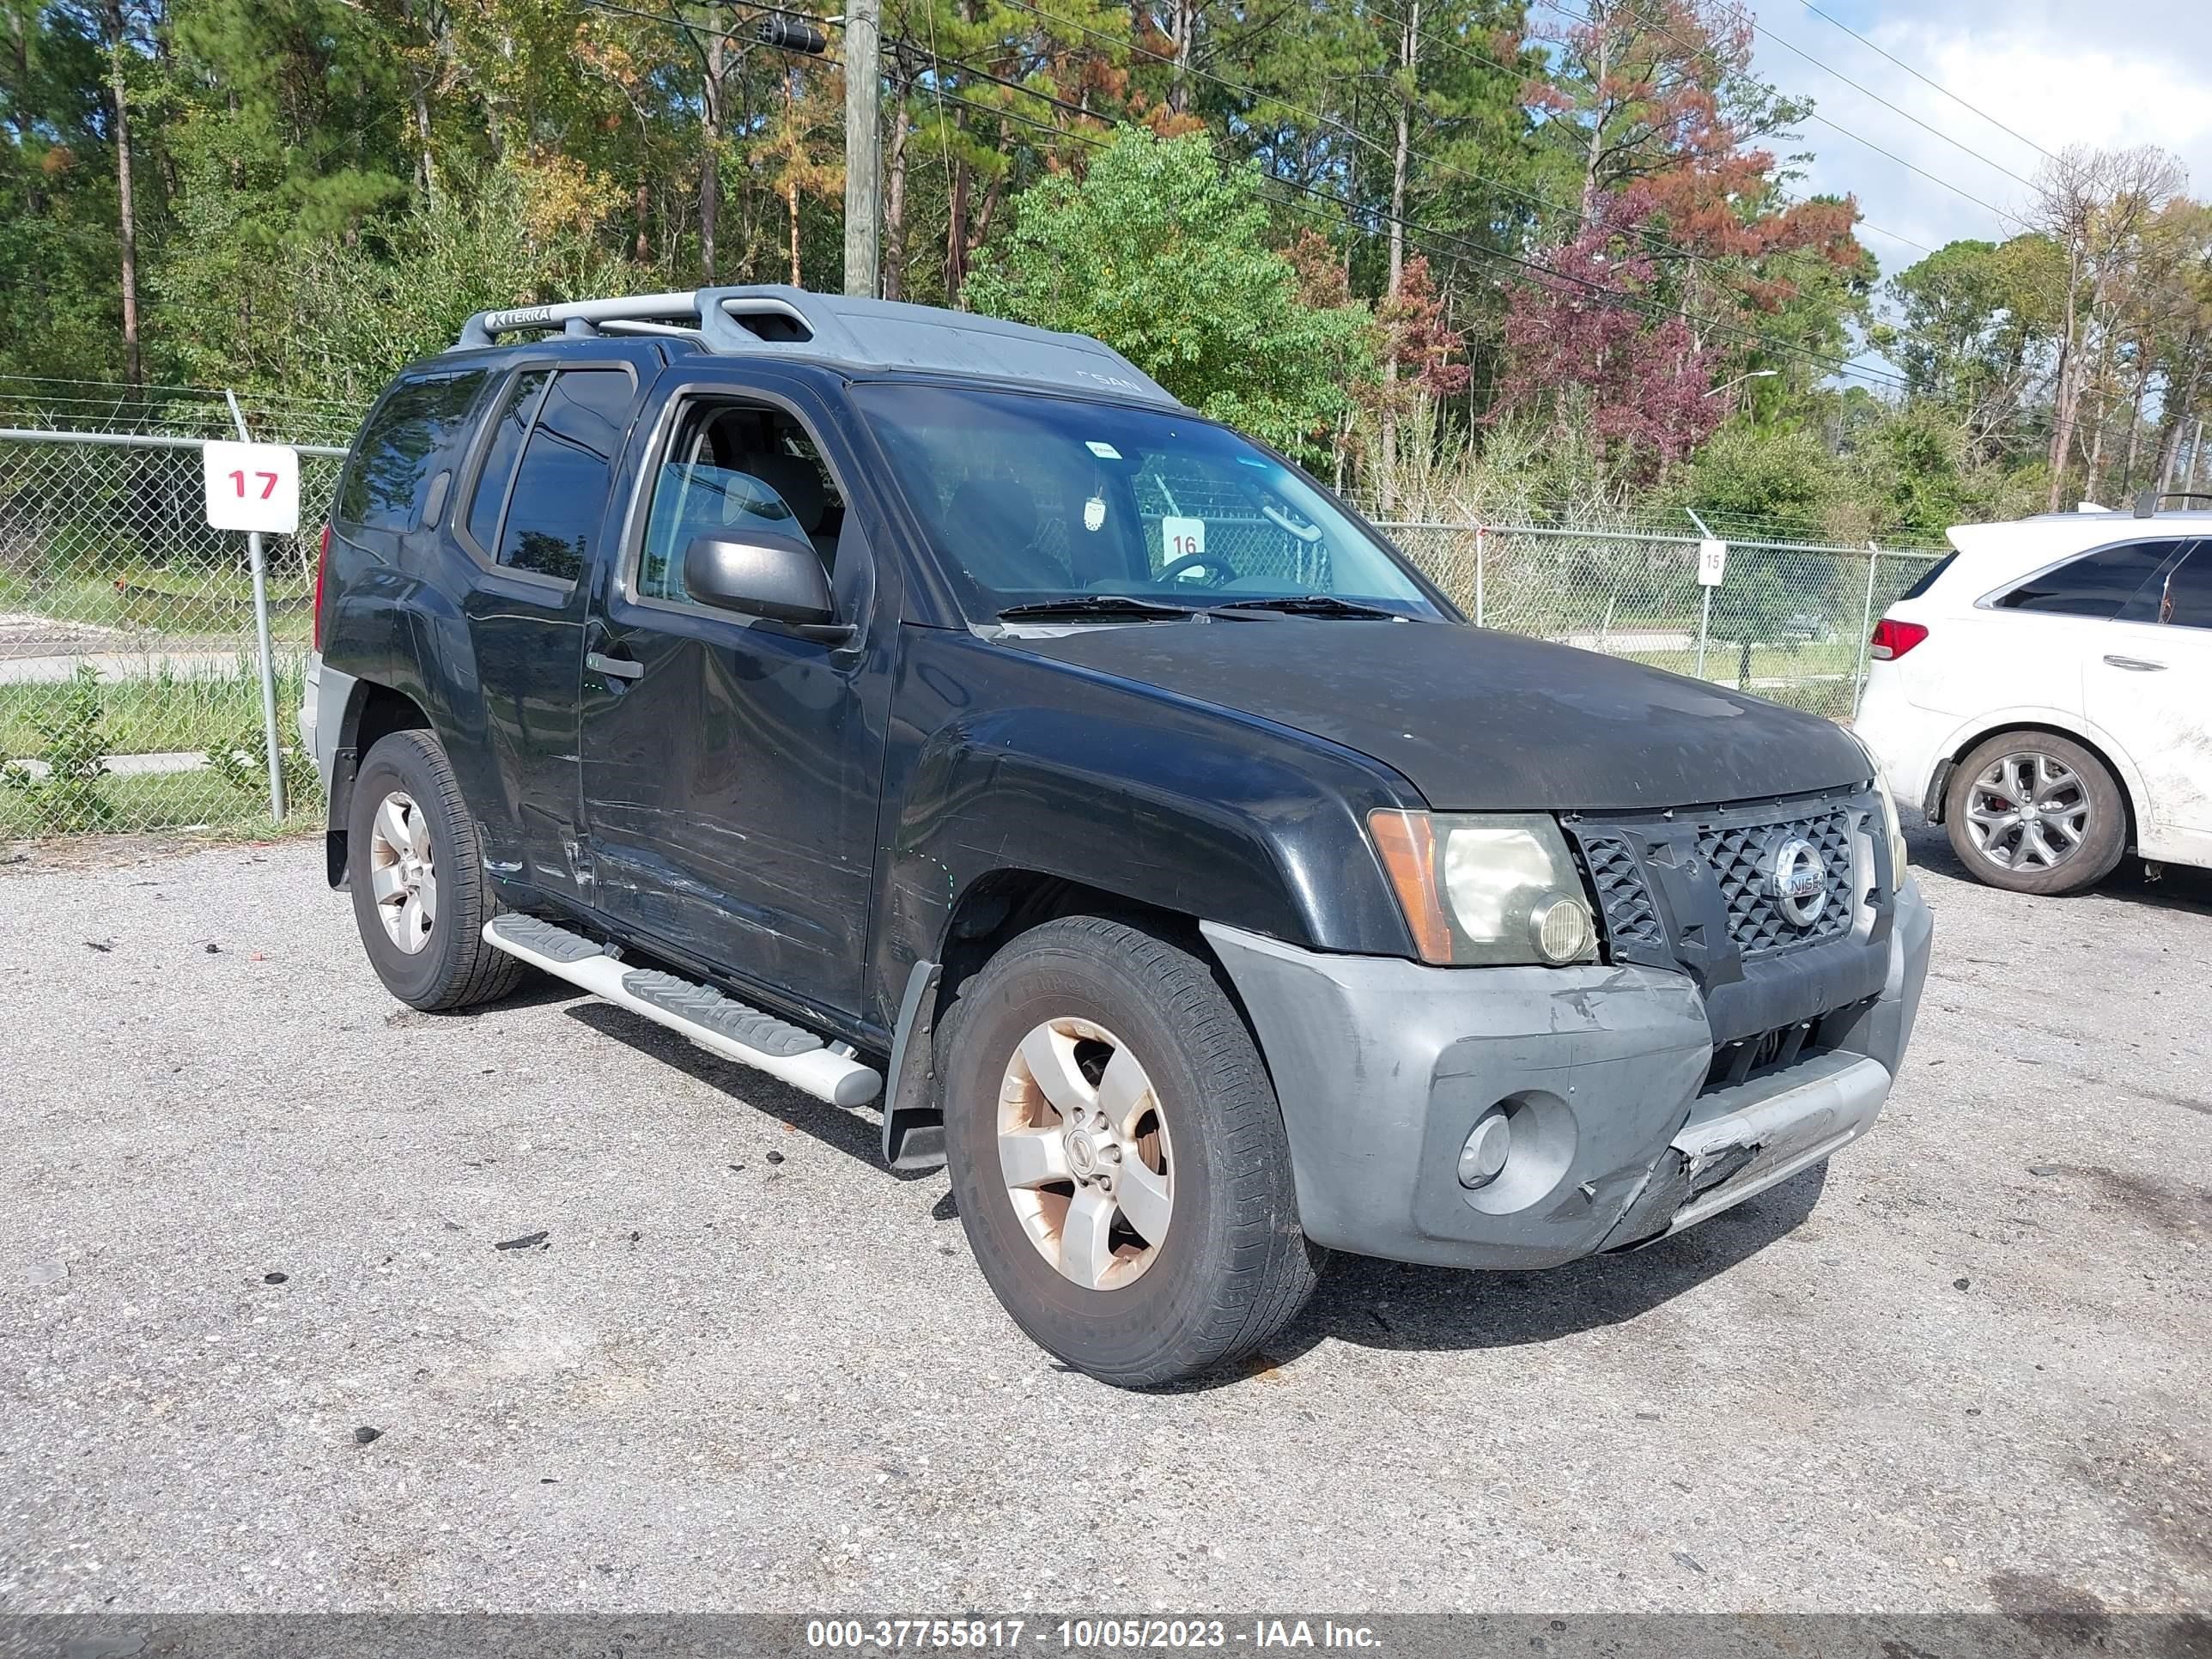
497, 370, 634, 581
1996, 538, 2184, 619
2163, 544, 2211, 629
460, 367, 633, 581
465, 370, 548, 555
337, 371, 488, 532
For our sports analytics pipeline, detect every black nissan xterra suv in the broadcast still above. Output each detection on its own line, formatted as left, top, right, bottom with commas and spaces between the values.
303, 285, 1933, 1388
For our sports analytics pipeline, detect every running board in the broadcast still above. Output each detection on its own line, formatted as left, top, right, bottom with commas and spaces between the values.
483, 915, 882, 1109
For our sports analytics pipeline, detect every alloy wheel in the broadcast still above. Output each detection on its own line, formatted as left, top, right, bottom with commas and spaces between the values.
997, 1017, 1174, 1291
367, 790, 438, 954
1963, 751, 2091, 873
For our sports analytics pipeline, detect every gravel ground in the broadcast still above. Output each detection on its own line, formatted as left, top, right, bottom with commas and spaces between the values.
0, 828, 2205, 1617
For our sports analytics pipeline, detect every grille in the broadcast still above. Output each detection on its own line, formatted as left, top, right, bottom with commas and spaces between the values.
1581, 834, 1664, 952
1696, 809, 1856, 957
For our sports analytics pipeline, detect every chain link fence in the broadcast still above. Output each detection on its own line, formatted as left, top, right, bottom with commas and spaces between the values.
1380, 521, 1946, 719
0, 378, 1953, 837
0, 405, 347, 838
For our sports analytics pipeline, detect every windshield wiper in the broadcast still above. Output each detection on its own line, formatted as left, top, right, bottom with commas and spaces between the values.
1206, 595, 1404, 620
996, 595, 1199, 623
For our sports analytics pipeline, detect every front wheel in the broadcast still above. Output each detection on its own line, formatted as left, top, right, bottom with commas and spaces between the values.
346, 728, 526, 1011
939, 915, 1322, 1388
1943, 732, 2127, 896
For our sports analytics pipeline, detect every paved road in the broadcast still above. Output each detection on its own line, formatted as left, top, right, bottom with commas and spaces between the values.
1, 828, 2205, 1616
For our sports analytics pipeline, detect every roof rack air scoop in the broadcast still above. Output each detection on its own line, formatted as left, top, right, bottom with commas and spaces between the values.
449, 285, 1182, 409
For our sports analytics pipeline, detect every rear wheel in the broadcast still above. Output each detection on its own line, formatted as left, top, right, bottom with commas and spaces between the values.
346, 729, 525, 1011
939, 915, 1321, 1388
1943, 732, 2127, 896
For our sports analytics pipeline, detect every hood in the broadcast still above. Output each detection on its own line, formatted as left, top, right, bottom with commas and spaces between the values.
1006, 617, 1869, 813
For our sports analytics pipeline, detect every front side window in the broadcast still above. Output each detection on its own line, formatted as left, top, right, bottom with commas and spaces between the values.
1997, 538, 2184, 620
637, 401, 846, 605
2162, 544, 2211, 629
850, 382, 1445, 620
337, 370, 489, 532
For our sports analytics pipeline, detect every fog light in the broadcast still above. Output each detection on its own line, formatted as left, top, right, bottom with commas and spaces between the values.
1528, 893, 1594, 964
1457, 1110, 1511, 1189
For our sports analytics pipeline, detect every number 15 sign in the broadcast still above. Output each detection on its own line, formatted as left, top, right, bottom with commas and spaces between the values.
203, 440, 301, 535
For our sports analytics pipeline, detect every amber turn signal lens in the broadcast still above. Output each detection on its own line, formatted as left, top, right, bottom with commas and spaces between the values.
1369, 809, 1454, 964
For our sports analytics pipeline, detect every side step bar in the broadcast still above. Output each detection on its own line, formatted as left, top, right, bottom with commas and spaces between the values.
483, 915, 882, 1109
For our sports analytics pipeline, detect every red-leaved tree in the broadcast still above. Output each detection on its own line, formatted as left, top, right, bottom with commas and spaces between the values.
1490, 192, 1726, 473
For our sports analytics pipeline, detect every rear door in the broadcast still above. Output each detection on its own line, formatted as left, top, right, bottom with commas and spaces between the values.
574, 367, 892, 1019
2082, 541, 2212, 860
447, 360, 641, 898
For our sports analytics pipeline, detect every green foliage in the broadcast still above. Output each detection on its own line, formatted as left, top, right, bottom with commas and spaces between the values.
167, 165, 635, 404
0, 664, 114, 833
206, 720, 313, 805
966, 131, 1377, 463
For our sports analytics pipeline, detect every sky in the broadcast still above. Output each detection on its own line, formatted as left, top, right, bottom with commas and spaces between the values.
1739, 0, 2212, 281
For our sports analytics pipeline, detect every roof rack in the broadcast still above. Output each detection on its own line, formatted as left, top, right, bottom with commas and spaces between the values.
450, 284, 1182, 410
2132, 489, 2212, 518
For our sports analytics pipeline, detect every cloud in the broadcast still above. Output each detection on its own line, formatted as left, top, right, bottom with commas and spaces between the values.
1743, 0, 2212, 276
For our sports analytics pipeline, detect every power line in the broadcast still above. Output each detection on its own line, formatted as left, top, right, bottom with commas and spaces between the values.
1006, 0, 1896, 364
1791, 0, 2059, 163
579, 0, 2039, 420
916, 37, 1928, 398
1709, 3, 2041, 191
1364, 0, 1942, 258
1534, 0, 2038, 236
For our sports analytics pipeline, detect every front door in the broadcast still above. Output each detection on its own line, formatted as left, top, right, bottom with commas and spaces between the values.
2083, 541, 2212, 862
576, 376, 890, 1019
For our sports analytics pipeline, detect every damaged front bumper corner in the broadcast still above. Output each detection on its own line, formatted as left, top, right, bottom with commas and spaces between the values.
1200, 878, 1932, 1271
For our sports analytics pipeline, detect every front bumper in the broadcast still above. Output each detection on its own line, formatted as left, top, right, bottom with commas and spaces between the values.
1200, 877, 1932, 1269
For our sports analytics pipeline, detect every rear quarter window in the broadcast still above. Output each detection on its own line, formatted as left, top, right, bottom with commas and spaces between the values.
337, 370, 489, 532
1897, 551, 1955, 600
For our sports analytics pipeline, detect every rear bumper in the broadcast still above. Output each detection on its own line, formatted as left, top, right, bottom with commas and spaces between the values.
1853, 675, 1945, 823
299, 654, 356, 804
1200, 878, 1932, 1269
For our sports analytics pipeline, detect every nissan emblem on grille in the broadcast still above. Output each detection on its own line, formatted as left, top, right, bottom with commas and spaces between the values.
1763, 836, 1827, 927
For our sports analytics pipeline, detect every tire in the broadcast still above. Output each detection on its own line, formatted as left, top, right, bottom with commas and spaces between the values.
939, 915, 1322, 1388
346, 728, 526, 1012
1943, 731, 2128, 896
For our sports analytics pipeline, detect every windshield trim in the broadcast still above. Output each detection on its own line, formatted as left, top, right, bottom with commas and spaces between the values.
845, 376, 1466, 630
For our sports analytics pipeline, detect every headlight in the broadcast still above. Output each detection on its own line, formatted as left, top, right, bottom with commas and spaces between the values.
1369, 811, 1598, 966
1874, 775, 1908, 891
1850, 733, 1908, 891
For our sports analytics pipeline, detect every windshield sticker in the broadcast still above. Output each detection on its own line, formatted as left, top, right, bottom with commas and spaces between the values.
1085, 441, 1123, 459
1163, 515, 1206, 560
1083, 495, 1107, 532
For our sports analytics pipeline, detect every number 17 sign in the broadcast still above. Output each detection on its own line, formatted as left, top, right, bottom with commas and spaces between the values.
203, 440, 301, 535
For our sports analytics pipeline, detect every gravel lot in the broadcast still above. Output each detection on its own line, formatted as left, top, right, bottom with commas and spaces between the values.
1, 826, 2206, 1617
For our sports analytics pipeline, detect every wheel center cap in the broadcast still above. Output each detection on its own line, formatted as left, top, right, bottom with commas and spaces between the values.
1066, 1132, 1099, 1179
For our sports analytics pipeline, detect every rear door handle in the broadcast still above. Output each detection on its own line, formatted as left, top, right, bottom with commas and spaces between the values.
2102, 653, 2166, 672
586, 649, 644, 681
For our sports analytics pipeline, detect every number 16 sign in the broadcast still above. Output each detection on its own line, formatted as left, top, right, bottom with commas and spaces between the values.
203, 440, 301, 535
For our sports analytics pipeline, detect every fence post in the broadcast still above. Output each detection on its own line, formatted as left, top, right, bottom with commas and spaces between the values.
1474, 525, 1486, 626
224, 390, 288, 824
1686, 508, 1715, 680
1851, 539, 1881, 716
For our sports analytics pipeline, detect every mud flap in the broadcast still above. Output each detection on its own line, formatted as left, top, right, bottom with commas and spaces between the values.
882, 960, 945, 1172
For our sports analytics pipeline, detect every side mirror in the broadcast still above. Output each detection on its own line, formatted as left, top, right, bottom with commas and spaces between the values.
682, 531, 834, 625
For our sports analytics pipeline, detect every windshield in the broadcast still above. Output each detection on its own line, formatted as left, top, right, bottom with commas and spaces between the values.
851, 382, 1448, 621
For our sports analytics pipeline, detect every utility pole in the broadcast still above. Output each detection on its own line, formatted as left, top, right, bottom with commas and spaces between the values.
843, 0, 882, 298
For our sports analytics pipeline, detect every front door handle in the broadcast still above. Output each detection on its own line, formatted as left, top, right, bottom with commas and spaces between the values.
586, 649, 644, 682
2102, 653, 2166, 672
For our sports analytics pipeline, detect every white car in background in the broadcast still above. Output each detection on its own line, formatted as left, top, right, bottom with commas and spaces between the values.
1854, 506, 2212, 896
